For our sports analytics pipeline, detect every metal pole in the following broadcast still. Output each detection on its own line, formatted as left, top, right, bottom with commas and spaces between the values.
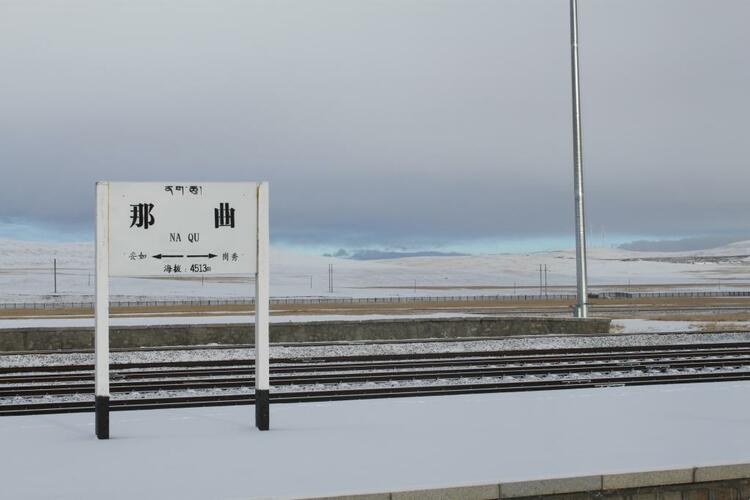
255, 182, 270, 431
94, 182, 110, 439
570, 0, 589, 318
53, 258, 57, 294
539, 264, 543, 298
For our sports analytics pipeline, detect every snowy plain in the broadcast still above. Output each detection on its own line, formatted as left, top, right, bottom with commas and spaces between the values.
3, 238, 750, 303
2, 382, 750, 500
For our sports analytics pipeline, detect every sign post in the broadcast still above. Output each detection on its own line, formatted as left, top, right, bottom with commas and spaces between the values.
95, 182, 110, 439
255, 182, 270, 430
94, 181, 270, 439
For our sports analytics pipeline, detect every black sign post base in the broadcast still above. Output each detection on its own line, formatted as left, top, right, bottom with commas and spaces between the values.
255, 389, 269, 431
95, 395, 110, 439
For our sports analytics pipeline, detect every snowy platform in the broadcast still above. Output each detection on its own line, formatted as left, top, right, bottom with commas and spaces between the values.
3, 383, 750, 499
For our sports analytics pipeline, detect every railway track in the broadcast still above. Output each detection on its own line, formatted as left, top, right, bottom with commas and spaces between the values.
4, 341, 750, 416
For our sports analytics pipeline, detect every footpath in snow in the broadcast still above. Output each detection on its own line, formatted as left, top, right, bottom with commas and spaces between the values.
2, 382, 750, 499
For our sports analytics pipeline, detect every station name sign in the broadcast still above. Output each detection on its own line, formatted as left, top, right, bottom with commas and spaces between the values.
94, 180, 270, 438
106, 182, 257, 277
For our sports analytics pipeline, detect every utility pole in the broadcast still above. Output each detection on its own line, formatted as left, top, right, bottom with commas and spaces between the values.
539, 264, 543, 298
53, 258, 57, 294
414, 279, 417, 294
570, 0, 589, 318
544, 264, 548, 297
309, 275, 313, 289
328, 264, 334, 294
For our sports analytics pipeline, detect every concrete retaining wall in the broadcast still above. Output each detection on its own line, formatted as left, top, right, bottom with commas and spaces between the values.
309, 464, 750, 500
0, 317, 610, 352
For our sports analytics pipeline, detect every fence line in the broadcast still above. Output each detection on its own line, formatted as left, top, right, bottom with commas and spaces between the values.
2, 290, 750, 310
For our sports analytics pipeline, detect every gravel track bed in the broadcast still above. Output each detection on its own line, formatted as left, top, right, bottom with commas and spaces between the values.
4, 331, 750, 369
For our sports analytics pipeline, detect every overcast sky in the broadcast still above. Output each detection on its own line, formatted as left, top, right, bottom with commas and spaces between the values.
1, 0, 748, 252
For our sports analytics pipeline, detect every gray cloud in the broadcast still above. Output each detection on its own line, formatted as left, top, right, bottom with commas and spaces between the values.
1, 0, 748, 247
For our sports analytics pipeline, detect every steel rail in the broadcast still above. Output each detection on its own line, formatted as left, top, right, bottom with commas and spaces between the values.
4, 351, 750, 398
6, 342, 750, 384
4, 368, 750, 417
3, 349, 750, 385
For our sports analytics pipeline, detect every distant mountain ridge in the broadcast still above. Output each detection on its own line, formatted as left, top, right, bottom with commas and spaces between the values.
323, 248, 467, 260
619, 236, 750, 252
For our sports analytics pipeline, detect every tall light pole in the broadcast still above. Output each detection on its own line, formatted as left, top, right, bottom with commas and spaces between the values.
570, 0, 589, 318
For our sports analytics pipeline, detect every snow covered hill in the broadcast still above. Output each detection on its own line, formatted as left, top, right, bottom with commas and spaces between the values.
1, 239, 749, 303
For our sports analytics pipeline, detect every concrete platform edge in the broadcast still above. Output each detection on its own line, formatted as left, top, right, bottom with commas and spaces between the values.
302, 463, 750, 500
0, 317, 611, 352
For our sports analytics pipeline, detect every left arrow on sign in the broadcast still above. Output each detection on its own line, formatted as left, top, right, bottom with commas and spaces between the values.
152, 254, 185, 259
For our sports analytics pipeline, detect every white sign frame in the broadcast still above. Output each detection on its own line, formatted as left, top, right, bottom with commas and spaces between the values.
94, 181, 270, 439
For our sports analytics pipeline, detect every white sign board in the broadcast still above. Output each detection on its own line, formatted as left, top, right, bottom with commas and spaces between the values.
94, 181, 270, 439
107, 182, 256, 276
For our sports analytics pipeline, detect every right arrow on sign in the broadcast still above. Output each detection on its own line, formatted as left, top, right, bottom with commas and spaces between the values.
186, 253, 217, 259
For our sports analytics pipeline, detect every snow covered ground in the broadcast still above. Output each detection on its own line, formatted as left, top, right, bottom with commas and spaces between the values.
2, 238, 750, 303
612, 319, 699, 333
612, 319, 750, 334
2, 382, 750, 499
